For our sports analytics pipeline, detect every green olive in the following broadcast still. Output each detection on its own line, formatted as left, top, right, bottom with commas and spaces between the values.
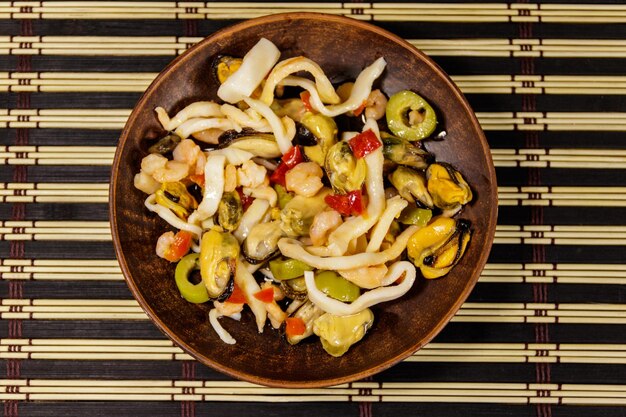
314, 270, 360, 302
274, 184, 294, 210
324, 141, 367, 194
174, 253, 209, 304
386, 90, 437, 141
269, 257, 314, 281
398, 206, 433, 226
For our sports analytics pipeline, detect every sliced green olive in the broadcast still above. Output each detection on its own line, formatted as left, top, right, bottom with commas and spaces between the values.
314, 270, 360, 303
174, 253, 209, 304
300, 113, 338, 166
398, 206, 432, 226
217, 191, 243, 232
154, 182, 198, 220
269, 257, 314, 281
388, 166, 434, 208
324, 141, 367, 194
386, 90, 437, 141
200, 229, 239, 299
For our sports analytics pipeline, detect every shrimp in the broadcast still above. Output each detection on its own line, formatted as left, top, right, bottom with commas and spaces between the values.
214, 300, 244, 317
155, 231, 175, 260
243, 185, 277, 207
140, 153, 167, 175
285, 162, 323, 197
309, 209, 343, 246
152, 160, 190, 183
173, 139, 202, 165
237, 160, 267, 188
133, 171, 160, 194
364, 89, 388, 120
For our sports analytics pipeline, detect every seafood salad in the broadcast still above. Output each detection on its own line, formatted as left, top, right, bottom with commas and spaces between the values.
134, 38, 473, 357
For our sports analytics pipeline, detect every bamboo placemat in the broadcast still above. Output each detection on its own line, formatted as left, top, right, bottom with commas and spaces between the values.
1, 1, 625, 416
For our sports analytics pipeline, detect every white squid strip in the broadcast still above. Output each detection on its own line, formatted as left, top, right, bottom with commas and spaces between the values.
174, 117, 240, 140
235, 258, 267, 332
243, 97, 295, 155
233, 198, 270, 243
188, 154, 225, 224
279, 57, 386, 118
278, 225, 418, 271
243, 185, 277, 207
260, 56, 340, 105
155, 101, 223, 131
304, 261, 416, 316
220, 104, 272, 132
144, 194, 203, 239
366, 196, 409, 253
324, 118, 385, 256
208, 148, 254, 166
209, 309, 236, 345
218, 38, 281, 103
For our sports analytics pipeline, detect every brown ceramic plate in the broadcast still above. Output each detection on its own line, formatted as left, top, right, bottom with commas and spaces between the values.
110, 13, 497, 388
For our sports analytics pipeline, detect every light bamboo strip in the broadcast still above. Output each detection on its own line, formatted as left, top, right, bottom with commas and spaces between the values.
4, 222, 626, 244
5, 72, 626, 95
1, 2, 626, 24
1, 299, 625, 323
6, 146, 626, 168
4, 182, 626, 207
4, 259, 626, 285
4, 109, 626, 132
3, 36, 626, 58
0, 379, 624, 404
2, 339, 626, 364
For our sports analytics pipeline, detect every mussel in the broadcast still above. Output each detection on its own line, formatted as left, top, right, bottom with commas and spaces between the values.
388, 166, 434, 208
407, 216, 471, 279
242, 221, 283, 264
212, 55, 242, 85
280, 277, 309, 301
218, 129, 282, 159
200, 228, 239, 300
148, 133, 182, 155
217, 191, 243, 232
382, 133, 433, 170
426, 163, 473, 210
313, 309, 374, 357
280, 190, 329, 237
300, 113, 338, 166
285, 300, 324, 345
324, 141, 367, 194
154, 182, 198, 220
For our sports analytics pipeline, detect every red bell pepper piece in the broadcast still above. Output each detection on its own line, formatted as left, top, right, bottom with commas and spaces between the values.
348, 129, 381, 158
324, 190, 364, 216
188, 174, 205, 188
236, 187, 254, 211
269, 146, 304, 186
225, 283, 246, 304
163, 230, 193, 262
285, 317, 307, 337
300, 91, 314, 113
253, 287, 275, 303
353, 100, 367, 117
